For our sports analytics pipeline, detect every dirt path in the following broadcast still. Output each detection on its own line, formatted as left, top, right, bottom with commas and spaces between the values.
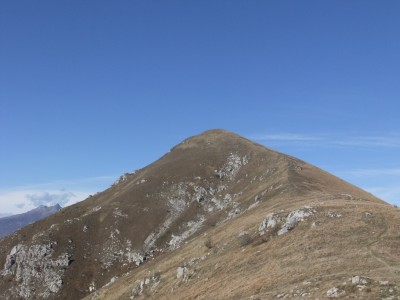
366, 215, 397, 272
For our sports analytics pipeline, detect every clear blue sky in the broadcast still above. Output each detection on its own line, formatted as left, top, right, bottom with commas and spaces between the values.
1, 1, 399, 215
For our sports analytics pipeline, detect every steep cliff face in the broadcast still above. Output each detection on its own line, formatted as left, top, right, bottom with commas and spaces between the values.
1, 130, 398, 300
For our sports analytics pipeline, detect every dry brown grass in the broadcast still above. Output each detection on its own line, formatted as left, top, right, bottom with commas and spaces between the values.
87, 194, 400, 300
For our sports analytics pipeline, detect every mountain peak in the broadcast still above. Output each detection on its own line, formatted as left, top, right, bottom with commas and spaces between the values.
184, 129, 249, 143
0, 204, 62, 238
196, 128, 233, 135
0, 130, 395, 300
170, 129, 263, 156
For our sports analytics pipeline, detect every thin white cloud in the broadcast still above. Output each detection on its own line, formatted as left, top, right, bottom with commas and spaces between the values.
336, 168, 400, 205
335, 136, 400, 148
343, 168, 400, 178
250, 133, 321, 142
26, 191, 77, 207
250, 132, 400, 148
0, 189, 93, 216
363, 185, 400, 206
0, 175, 118, 216
3, 175, 117, 192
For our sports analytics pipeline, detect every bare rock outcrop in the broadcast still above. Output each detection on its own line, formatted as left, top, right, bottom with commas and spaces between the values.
1, 242, 71, 299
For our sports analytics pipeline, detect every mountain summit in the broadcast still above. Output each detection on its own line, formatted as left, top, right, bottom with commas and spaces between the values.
1, 130, 399, 299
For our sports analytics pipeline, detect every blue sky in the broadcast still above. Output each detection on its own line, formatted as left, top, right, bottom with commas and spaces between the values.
1, 1, 399, 215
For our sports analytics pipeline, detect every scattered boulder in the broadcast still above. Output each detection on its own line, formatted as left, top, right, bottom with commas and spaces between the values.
112, 173, 130, 186
327, 211, 342, 218
89, 281, 96, 292
130, 273, 161, 299
176, 265, 196, 282
259, 213, 278, 235
326, 287, 346, 298
176, 266, 188, 279
215, 154, 248, 180
351, 275, 369, 285
259, 207, 316, 236
126, 252, 145, 266
278, 207, 316, 235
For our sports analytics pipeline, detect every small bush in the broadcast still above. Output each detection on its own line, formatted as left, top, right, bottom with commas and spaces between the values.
252, 236, 268, 246
204, 238, 213, 249
204, 214, 219, 227
239, 232, 252, 246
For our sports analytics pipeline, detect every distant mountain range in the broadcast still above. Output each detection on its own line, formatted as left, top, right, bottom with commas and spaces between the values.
0, 204, 61, 238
